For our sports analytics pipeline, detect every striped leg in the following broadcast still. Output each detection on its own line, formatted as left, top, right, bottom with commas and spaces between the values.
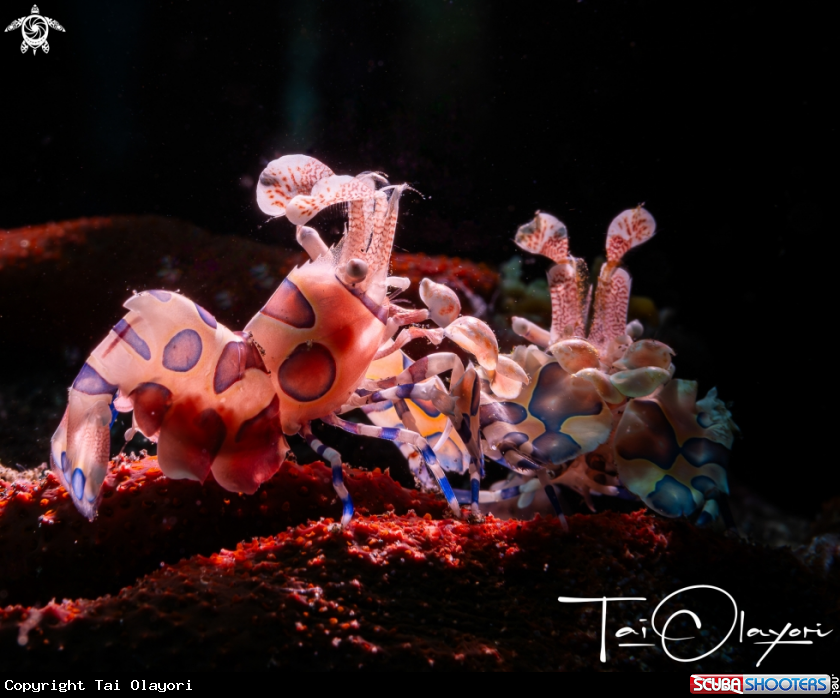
357, 378, 484, 517
300, 422, 354, 527
321, 412, 462, 518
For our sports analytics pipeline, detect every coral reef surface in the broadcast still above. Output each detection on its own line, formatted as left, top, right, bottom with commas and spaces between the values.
0, 458, 838, 672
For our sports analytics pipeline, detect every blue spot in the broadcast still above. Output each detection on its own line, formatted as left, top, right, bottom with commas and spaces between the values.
162, 329, 203, 372
695, 510, 713, 526
71, 468, 86, 500
471, 479, 479, 503
195, 303, 218, 329
380, 427, 400, 441
616, 400, 680, 470
72, 363, 117, 396
61, 451, 68, 473
697, 411, 713, 428
108, 401, 118, 428
113, 319, 151, 360
529, 363, 602, 432
682, 437, 731, 468
480, 401, 527, 427
401, 353, 412, 371
148, 290, 172, 302
531, 431, 580, 465
690, 475, 719, 496
499, 486, 522, 499
647, 475, 696, 517
395, 384, 414, 400
421, 445, 437, 464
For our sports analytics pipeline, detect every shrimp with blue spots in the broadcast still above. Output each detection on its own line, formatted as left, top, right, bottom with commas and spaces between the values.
476, 208, 738, 525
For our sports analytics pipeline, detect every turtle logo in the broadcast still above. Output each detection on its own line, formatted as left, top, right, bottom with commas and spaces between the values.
4, 5, 65, 55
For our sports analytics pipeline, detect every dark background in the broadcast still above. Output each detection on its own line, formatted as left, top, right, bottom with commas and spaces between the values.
0, 1, 832, 515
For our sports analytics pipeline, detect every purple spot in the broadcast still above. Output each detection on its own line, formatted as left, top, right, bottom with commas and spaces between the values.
195, 303, 218, 329
531, 431, 580, 465
148, 290, 172, 302
529, 363, 602, 432
616, 399, 680, 471
501, 432, 529, 448
71, 468, 85, 500
61, 451, 69, 473
691, 475, 719, 496
214, 341, 246, 394
72, 363, 117, 396
682, 437, 731, 469
278, 343, 336, 402
162, 329, 203, 372
261, 278, 316, 328
113, 318, 151, 360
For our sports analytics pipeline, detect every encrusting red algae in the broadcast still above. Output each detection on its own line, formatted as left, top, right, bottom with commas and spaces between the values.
1, 455, 837, 671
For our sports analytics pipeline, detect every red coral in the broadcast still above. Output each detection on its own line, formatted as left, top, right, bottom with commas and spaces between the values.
1, 511, 836, 671
0, 218, 107, 269
0, 457, 448, 607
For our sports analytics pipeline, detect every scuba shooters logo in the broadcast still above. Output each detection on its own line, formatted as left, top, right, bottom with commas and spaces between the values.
4, 5, 65, 54
689, 675, 836, 694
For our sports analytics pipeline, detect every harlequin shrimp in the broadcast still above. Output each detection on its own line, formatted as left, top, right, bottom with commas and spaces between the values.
474, 208, 739, 525
50, 154, 515, 525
